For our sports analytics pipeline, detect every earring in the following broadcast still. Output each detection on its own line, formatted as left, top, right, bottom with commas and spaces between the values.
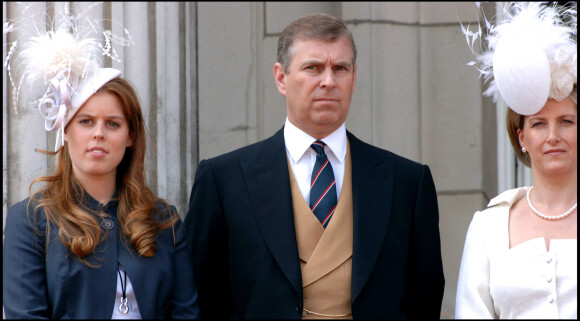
521, 147, 526, 153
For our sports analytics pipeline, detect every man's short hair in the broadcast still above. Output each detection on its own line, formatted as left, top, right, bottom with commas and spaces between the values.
277, 13, 357, 73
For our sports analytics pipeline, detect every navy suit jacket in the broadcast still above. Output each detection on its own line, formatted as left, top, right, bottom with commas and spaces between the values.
184, 128, 444, 319
3, 192, 200, 319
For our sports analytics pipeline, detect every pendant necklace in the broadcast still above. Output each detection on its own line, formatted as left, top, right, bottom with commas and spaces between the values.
118, 267, 129, 314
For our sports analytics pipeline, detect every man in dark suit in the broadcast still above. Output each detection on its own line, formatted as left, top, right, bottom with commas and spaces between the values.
184, 13, 444, 319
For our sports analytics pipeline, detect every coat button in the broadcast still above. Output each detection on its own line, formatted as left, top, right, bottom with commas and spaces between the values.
296, 303, 303, 312
101, 218, 115, 230
547, 295, 554, 303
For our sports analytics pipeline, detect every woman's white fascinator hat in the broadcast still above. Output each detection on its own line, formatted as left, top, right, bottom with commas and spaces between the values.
462, 2, 577, 115
4, 3, 133, 150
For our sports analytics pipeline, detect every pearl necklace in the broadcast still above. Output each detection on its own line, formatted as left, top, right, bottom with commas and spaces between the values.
526, 186, 577, 221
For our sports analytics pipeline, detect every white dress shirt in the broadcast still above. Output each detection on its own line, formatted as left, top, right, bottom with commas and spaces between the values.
283, 118, 346, 205
456, 187, 577, 319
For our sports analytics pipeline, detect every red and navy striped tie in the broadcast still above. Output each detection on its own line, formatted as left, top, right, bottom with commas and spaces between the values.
309, 141, 337, 229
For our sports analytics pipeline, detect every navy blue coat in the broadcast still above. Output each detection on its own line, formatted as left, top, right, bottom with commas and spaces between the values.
3, 191, 199, 319
184, 128, 445, 319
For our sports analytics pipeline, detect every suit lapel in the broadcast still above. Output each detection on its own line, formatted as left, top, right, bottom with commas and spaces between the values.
240, 128, 302, 295
348, 132, 395, 303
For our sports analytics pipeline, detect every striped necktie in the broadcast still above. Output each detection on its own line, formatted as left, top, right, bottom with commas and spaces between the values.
309, 141, 337, 229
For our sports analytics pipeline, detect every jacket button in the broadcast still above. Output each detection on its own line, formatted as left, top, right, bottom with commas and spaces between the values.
296, 303, 302, 312
101, 218, 115, 230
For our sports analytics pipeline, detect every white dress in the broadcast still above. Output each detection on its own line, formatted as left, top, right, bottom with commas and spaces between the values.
455, 187, 577, 319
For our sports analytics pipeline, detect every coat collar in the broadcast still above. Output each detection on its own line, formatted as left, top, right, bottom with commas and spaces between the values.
73, 183, 120, 216
487, 186, 528, 208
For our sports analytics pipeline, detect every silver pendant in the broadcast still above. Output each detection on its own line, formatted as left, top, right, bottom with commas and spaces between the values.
119, 297, 129, 314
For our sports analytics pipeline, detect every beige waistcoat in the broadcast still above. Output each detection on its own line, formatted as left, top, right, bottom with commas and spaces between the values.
287, 143, 353, 319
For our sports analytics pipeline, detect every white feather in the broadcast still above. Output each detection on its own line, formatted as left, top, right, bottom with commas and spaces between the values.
4, 3, 134, 110
19, 27, 100, 88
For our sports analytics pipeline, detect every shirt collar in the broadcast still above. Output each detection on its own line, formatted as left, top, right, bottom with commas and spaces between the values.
284, 118, 347, 164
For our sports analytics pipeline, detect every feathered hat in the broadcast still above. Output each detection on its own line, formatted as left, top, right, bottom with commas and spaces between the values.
462, 2, 577, 115
4, 3, 133, 150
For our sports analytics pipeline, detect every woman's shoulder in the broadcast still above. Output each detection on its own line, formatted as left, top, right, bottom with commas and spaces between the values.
468, 187, 528, 232
6, 196, 47, 232
153, 200, 176, 213
486, 187, 528, 209
152, 200, 180, 221
9, 197, 32, 211
8, 196, 43, 217
474, 187, 527, 216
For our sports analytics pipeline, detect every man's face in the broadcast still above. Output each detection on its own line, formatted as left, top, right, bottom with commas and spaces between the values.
274, 37, 357, 139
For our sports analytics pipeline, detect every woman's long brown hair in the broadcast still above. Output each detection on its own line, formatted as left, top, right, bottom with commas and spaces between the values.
28, 77, 178, 267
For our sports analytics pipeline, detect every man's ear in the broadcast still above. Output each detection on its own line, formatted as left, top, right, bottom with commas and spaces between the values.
273, 62, 287, 96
